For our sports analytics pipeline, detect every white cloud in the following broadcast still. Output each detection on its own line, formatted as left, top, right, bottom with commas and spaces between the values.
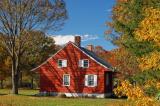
106, 8, 112, 12
51, 34, 99, 45
81, 34, 98, 41
51, 35, 75, 45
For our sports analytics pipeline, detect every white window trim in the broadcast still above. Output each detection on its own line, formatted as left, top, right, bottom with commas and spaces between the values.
63, 74, 70, 86
85, 74, 97, 87
79, 59, 89, 68
58, 59, 67, 68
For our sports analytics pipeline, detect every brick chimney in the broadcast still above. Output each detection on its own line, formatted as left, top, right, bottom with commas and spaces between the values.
95, 46, 105, 53
74, 36, 81, 47
86, 45, 94, 51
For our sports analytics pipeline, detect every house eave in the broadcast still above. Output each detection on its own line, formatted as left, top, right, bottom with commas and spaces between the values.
31, 41, 113, 72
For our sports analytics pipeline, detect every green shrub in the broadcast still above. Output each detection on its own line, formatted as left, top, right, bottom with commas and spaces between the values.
156, 91, 160, 100
144, 86, 159, 97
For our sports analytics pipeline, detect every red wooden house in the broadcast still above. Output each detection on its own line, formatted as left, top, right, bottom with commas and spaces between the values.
32, 36, 114, 98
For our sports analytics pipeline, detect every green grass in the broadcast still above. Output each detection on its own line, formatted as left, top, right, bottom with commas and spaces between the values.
0, 89, 130, 106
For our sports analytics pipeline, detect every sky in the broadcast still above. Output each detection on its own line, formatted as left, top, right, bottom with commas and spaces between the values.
50, 0, 117, 50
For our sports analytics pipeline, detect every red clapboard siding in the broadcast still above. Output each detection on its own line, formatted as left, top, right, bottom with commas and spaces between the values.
38, 42, 111, 94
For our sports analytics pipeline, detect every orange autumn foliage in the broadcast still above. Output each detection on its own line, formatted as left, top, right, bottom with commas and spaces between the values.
114, 80, 157, 106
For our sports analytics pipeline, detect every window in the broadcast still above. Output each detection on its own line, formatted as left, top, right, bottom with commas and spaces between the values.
79, 59, 89, 68
88, 75, 94, 86
58, 59, 67, 68
83, 60, 89, 68
63, 74, 70, 86
85, 75, 97, 87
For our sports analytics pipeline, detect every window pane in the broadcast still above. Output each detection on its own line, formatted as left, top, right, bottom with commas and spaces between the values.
58, 60, 62, 67
83, 60, 89, 67
63, 75, 70, 86
88, 75, 94, 86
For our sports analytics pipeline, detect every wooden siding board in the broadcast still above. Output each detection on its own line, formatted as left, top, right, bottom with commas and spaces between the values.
39, 43, 112, 94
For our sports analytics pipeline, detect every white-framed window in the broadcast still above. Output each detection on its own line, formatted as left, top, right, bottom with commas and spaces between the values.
85, 75, 97, 87
58, 59, 67, 68
63, 74, 70, 86
79, 59, 89, 68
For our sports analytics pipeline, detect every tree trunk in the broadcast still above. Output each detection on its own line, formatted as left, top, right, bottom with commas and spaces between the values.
0, 80, 3, 89
11, 56, 19, 94
31, 77, 34, 89
12, 74, 19, 94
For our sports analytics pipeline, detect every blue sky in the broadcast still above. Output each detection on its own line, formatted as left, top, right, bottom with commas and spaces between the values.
52, 0, 117, 50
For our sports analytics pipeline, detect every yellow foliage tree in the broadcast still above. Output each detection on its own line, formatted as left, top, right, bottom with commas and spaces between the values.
114, 80, 144, 100
134, 7, 160, 71
138, 51, 160, 71
114, 80, 157, 106
134, 7, 160, 46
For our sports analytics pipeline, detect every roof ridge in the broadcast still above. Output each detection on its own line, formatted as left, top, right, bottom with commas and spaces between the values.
31, 41, 112, 71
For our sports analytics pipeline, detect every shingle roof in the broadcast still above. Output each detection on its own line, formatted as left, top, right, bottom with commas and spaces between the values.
80, 47, 112, 69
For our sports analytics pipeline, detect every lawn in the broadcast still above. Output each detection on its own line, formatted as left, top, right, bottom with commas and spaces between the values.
0, 89, 130, 106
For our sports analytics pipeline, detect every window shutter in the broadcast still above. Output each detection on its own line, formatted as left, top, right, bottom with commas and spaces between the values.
79, 60, 81, 67
85, 75, 88, 86
62, 60, 67, 67
81, 60, 84, 67
79, 60, 84, 67
94, 75, 97, 86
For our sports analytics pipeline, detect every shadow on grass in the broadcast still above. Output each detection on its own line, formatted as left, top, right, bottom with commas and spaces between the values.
0, 94, 7, 96
0, 88, 39, 97
109, 94, 127, 99
0, 89, 128, 100
15, 94, 37, 97
16, 92, 128, 99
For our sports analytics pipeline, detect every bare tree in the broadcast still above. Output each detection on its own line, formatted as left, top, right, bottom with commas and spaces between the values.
0, 0, 67, 94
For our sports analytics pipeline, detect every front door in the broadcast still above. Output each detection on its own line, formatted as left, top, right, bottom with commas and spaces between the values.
105, 72, 113, 93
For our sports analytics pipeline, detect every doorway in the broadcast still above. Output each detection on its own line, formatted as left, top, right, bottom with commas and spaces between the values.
104, 72, 113, 93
